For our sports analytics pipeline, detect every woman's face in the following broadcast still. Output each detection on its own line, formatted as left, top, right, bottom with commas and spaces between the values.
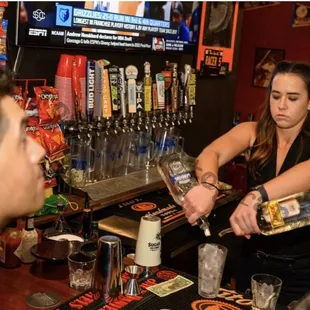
270, 73, 310, 129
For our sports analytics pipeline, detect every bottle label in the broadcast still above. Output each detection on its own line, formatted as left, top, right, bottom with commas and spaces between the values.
264, 198, 300, 228
0, 239, 5, 263
26, 216, 35, 230
170, 172, 193, 185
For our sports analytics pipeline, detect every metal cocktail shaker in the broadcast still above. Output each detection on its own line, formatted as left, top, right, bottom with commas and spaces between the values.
92, 235, 123, 301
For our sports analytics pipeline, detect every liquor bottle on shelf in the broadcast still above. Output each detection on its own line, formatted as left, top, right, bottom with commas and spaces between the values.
257, 191, 310, 235
91, 221, 99, 242
54, 200, 72, 234
82, 193, 92, 241
156, 152, 211, 236
20, 214, 38, 264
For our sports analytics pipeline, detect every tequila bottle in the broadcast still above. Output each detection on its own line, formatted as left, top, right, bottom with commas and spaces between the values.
157, 152, 211, 236
257, 191, 310, 235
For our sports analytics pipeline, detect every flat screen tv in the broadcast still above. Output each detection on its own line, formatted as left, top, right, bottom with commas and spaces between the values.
16, 1, 201, 53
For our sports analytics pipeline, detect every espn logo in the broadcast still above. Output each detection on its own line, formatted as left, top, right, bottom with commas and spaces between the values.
28, 28, 47, 37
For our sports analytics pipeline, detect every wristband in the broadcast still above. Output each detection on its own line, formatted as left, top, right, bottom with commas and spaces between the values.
255, 185, 269, 203
201, 182, 220, 192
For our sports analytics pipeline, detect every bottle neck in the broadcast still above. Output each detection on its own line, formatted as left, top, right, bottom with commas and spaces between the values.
25, 216, 35, 231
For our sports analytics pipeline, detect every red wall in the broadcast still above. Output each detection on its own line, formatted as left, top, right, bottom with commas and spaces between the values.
234, 2, 310, 122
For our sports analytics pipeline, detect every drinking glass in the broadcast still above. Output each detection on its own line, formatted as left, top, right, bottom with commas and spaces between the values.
153, 127, 184, 160
129, 132, 154, 171
70, 137, 95, 187
94, 132, 116, 181
68, 252, 96, 290
198, 243, 228, 299
251, 274, 282, 310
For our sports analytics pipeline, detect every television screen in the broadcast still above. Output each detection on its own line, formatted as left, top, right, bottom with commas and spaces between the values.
17, 1, 201, 53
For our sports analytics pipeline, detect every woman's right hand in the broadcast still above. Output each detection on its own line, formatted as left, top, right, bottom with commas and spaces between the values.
183, 184, 218, 225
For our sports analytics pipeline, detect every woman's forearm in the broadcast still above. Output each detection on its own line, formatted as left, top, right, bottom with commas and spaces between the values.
264, 160, 310, 200
195, 149, 219, 185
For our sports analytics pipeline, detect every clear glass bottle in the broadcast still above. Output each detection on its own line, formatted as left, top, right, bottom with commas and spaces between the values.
156, 152, 211, 236
82, 193, 92, 241
54, 200, 72, 234
257, 191, 310, 235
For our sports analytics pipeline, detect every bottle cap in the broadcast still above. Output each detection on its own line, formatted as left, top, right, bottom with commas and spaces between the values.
56, 200, 65, 212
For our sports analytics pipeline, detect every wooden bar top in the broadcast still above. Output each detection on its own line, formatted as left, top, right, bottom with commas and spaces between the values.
0, 261, 78, 310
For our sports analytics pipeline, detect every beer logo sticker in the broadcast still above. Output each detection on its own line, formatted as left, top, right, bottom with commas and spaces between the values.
131, 202, 157, 212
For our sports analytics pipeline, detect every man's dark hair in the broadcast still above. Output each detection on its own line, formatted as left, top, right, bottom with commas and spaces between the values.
0, 69, 15, 143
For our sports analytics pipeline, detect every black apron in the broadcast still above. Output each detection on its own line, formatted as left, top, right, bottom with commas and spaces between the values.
237, 133, 310, 306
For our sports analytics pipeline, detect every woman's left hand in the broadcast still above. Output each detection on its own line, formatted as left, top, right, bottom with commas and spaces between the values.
229, 190, 262, 238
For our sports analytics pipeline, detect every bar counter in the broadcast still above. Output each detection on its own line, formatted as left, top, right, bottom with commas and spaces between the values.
0, 262, 78, 309
0, 261, 253, 310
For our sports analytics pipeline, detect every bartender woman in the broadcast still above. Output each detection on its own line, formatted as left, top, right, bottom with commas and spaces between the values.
184, 61, 310, 306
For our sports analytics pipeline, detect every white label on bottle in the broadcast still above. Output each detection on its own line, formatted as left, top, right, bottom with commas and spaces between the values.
14, 240, 23, 259
20, 230, 38, 263
263, 198, 301, 223
0, 240, 5, 263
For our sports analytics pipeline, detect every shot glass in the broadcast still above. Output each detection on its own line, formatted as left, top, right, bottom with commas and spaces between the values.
68, 252, 96, 290
198, 243, 228, 299
251, 274, 282, 310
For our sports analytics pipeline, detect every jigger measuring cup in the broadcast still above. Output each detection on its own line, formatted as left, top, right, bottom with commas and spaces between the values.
124, 265, 143, 296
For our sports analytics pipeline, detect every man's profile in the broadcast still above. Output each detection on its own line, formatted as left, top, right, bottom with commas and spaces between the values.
0, 70, 45, 227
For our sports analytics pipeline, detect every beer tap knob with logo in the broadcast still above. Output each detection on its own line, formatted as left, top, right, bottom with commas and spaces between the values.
86, 60, 96, 124
108, 65, 121, 118
152, 81, 158, 129
156, 73, 165, 128
143, 62, 152, 132
125, 65, 138, 132
177, 71, 185, 125
188, 68, 196, 124
183, 64, 192, 124
119, 68, 127, 119
136, 79, 145, 132
169, 62, 179, 127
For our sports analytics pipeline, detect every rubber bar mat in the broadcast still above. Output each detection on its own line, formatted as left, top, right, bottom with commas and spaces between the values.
54, 267, 252, 310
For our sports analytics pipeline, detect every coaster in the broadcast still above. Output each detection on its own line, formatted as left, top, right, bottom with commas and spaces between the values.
25, 291, 61, 309
191, 299, 242, 310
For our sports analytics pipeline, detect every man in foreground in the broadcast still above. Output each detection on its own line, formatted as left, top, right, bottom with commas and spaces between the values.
0, 70, 45, 227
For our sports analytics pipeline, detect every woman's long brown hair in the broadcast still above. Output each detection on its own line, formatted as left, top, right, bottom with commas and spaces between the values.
248, 61, 310, 178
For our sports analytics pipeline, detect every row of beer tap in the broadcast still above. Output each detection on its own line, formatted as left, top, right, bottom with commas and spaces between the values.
64, 60, 196, 137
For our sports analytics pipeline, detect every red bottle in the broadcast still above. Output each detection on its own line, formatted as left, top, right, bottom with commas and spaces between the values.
0, 223, 22, 269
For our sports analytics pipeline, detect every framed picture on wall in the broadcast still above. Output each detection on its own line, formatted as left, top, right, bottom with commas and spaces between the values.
203, 2, 236, 48
252, 48, 285, 88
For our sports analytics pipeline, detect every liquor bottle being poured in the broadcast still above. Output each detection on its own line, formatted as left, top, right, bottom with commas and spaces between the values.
157, 152, 212, 237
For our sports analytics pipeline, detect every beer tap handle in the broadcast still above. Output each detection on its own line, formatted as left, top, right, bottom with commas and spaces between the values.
189, 106, 194, 123
109, 65, 121, 113
125, 65, 138, 115
184, 64, 191, 113
144, 62, 152, 114
119, 68, 126, 118
156, 73, 165, 111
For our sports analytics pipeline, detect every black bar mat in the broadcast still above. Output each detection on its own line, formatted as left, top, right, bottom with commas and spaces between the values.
54, 267, 251, 310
